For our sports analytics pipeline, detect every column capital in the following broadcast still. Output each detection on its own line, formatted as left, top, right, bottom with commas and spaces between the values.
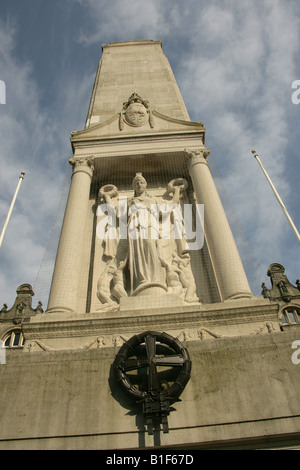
185, 148, 210, 168
69, 155, 94, 177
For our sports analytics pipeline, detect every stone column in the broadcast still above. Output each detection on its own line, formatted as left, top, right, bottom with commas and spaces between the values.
47, 156, 94, 313
186, 148, 252, 301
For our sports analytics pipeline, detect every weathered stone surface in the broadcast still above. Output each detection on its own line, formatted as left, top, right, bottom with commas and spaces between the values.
0, 330, 300, 449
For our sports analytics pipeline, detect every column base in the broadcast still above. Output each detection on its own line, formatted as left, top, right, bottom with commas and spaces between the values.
45, 306, 77, 315
224, 291, 254, 301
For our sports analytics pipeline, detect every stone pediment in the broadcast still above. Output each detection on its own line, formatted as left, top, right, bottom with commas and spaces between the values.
70, 110, 205, 145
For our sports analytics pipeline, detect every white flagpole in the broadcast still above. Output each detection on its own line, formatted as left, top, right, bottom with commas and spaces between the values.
0, 171, 25, 249
252, 149, 300, 244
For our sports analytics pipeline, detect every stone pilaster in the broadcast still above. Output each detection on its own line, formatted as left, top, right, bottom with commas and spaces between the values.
186, 149, 252, 301
47, 156, 94, 313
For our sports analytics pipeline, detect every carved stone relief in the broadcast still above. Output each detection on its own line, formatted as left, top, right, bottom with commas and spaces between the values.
119, 93, 154, 130
95, 173, 199, 310
25, 321, 276, 353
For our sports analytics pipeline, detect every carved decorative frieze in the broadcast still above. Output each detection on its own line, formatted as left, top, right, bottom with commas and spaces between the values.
25, 317, 278, 353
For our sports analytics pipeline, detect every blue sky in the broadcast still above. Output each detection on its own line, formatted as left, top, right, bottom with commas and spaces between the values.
0, 0, 299, 309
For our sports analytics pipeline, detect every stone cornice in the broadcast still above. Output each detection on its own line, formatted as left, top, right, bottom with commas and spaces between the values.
72, 131, 205, 146
23, 299, 279, 341
70, 134, 205, 166
70, 111, 205, 153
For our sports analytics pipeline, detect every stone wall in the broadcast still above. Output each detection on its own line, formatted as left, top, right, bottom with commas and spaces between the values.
1, 328, 300, 450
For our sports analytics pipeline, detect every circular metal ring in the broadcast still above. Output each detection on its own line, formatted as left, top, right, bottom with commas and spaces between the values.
114, 330, 191, 402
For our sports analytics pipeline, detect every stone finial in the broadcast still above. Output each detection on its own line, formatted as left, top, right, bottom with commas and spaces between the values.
261, 264, 300, 303
0, 284, 42, 322
122, 93, 149, 110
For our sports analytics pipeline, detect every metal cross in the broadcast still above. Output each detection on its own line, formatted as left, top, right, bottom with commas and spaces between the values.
121, 333, 185, 396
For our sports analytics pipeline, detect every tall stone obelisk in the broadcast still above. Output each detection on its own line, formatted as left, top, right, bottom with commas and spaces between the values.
47, 40, 252, 315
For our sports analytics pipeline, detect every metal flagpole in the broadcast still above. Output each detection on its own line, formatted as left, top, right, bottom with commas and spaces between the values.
252, 149, 300, 244
0, 171, 25, 249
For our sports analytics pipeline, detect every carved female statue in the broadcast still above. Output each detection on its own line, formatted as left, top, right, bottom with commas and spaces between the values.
127, 173, 167, 296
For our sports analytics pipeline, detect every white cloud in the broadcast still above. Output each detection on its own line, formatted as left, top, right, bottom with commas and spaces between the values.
171, 0, 300, 292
